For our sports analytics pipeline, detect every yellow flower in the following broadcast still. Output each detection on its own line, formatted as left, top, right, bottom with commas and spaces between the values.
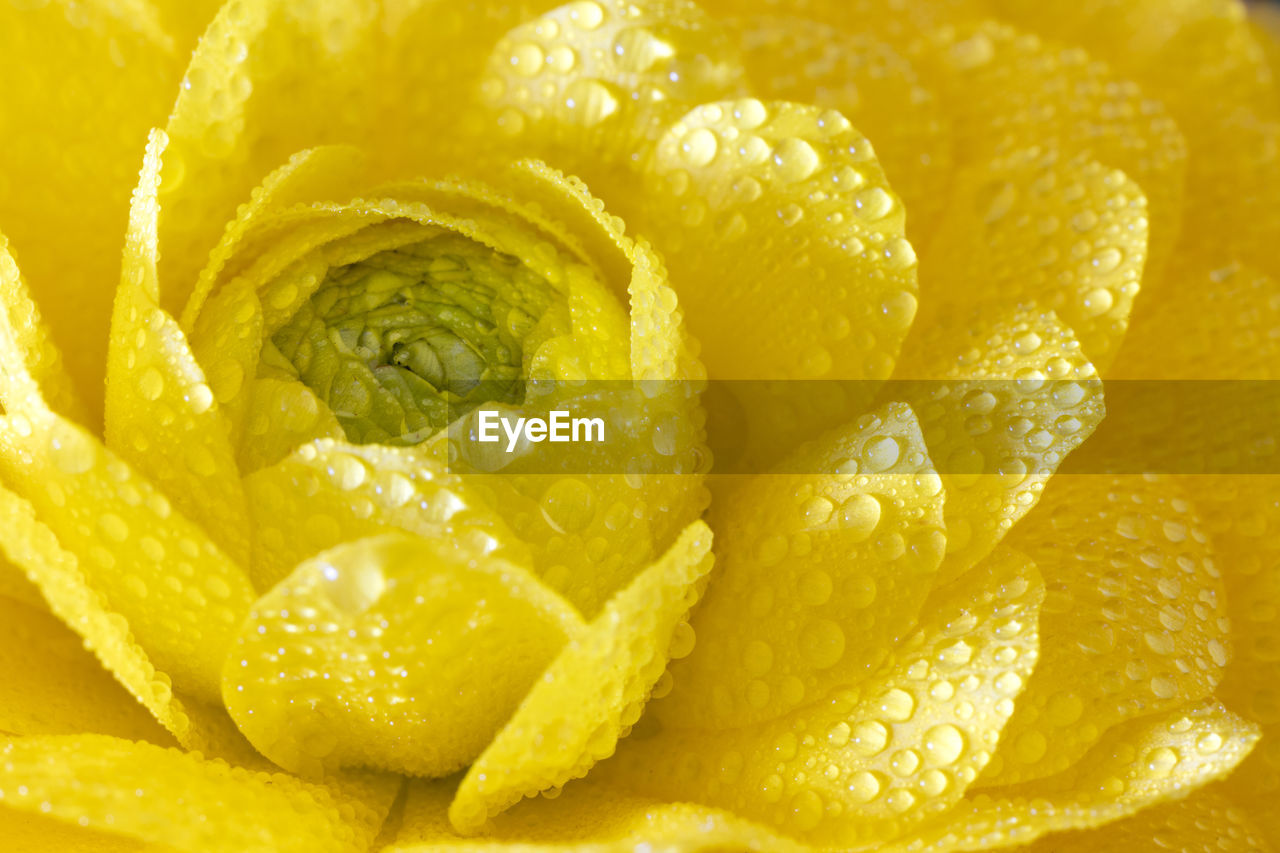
0, 0, 1278, 851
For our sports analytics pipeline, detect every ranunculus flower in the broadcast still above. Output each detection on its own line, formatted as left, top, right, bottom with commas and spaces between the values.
1, 0, 1277, 850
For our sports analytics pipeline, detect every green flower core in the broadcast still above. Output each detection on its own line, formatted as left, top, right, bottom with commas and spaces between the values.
271, 231, 559, 445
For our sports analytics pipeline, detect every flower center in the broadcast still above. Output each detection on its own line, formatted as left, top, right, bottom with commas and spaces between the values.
270, 232, 559, 445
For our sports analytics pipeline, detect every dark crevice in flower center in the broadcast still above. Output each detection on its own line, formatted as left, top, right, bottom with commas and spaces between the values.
271, 232, 557, 445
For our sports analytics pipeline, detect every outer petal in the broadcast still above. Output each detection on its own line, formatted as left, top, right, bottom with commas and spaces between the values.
223, 533, 585, 778
886, 702, 1259, 852
914, 149, 1148, 371
0, 734, 397, 853
608, 546, 1042, 845
988, 0, 1280, 282
1013, 787, 1273, 853
449, 520, 714, 833
1, 230, 256, 706
0, 594, 170, 743
0, 1, 187, 410
908, 20, 1186, 284
477, 0, 746, 174
108, 130, 250, 564
892, 308, 1104, 583
657, 402, 946, 730
389, 778, 809, 852
980, 475, 1230, 786
718, 14, 953, 244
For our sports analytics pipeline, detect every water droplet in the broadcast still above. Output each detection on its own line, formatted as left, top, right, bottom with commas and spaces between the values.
851, 720, 890, 756
565, 79, 618, 125
138, 368, 165, 401
853, 187, 893, 221
880, 687, 915, 722
567, 1, 604, 30
923, 724, 965, 765
680, 127, 718, 168
864, 436, 901, 472
840, 494, 882, 541
789, 790, 824, 831
667, 621, 696, 659
49, 430, 94, 475
540, 478, 596, 534
798, 570, 833, 606
773, 138, 821, 183
1091, 247, 1124, 273
846, 770, 883, 802
1145, 746, 1179, 777
510, 42, 545, 77
802, 496, 834, 526
880, 291, 917, 330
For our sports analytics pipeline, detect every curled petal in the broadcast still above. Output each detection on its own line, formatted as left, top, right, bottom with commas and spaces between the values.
609, 546, 1043, 845
449, 520, 714, 832
982, 475, 1230, 786
657, 402, 946, 729
108, 130, 251, 564
1012, 788, 1271, 853
479, 0, 746, 173
888, 701, 1260, 852
0, 1, 185, 406
892, 307, 1104, 583
915, 149, 1148, 371
719, 14, 953, 243
0, 592, 170, 744
223, 533, 585, 778
909, 20, 1186, 281
390, 778, 809, 852
0, 734, 397, 853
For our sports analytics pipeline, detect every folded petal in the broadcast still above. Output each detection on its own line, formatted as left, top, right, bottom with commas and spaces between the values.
914, 149, 1148, 371
988, 0, 1280, 282
0, 734, 397, 853
909, 20, 1186, 283
389, 777, 809, 852
0, 482, 244, 753
0, 594, 169, 744
892, 307, 1104, 583
608, 546, 1042, 845
719, 14, 953, 244
0, 1, 186, 408
449, 520, 714, 832
657, 401, 946, 730
478, 0, 745, 177
887, 701, 1259, 852
1011, 787, 1271, 853
107, 130, 250, 564
223, 533, 584, 778
980, 475, 1230, 786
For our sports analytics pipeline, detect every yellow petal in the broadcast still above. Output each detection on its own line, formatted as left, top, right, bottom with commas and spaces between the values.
979, 475, 1230, 787
107, 130, 251, 564
699, 0, 989, 44
719, 14, 953, 243
657, 402, 945, 730
0, 234, 84, 423
0, 482, 237, 752
0, 734, 397, 853
0, 397, 255, 704
155, 1, 558, 314
0, 1, 185, 410
1113, 260, 1280, 379
0, 594, 170, 744
988, 0, 1280, 282
608, 546, 1042, 845
449, 520, 714, 833
244, 439, 531, 592
390, 777, 809, 852
0, 808, 157, 853
909, 20, 1186, 282
223, 533, 584, 778
915, 149, 1148, 371
477, 0, 744, 176
887, 701, 1259, 852
1011, 787, 1271, 853
892, 307, 1104, 583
